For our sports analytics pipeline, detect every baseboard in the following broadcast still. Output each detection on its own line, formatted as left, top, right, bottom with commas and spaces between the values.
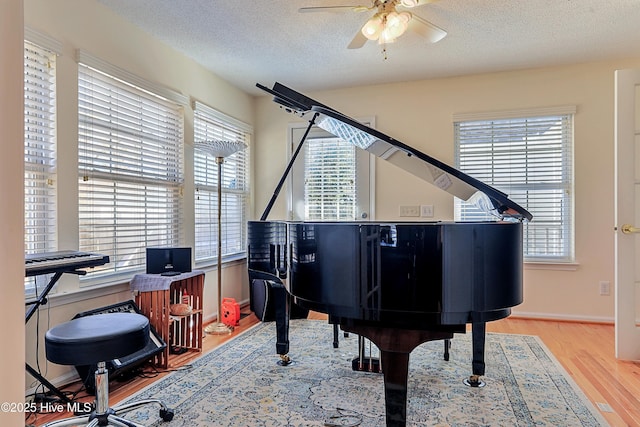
511, 310, 614, 324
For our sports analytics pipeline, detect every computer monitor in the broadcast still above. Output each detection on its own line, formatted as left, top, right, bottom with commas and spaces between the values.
145, 247, 192, 275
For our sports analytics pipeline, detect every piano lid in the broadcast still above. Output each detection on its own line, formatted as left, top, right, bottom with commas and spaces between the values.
258, 82, 532, 221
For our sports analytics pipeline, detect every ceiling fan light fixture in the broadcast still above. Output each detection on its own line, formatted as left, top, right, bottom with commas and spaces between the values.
384, 11, 411, 40
378, 28, 397, 45
362, 13, 384, 40
299, 0, 447, 52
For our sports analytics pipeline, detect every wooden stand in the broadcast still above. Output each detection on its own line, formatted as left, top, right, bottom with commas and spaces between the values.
132, 271, 204, 368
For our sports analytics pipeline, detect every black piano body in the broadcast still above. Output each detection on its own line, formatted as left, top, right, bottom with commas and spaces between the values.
249, 82, 531, 427
288, 221, 522, 325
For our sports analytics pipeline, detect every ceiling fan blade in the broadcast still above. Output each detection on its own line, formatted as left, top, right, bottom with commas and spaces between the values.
347, 29, 368, 49
299, 5, 369, 13
409, 14, 447, 43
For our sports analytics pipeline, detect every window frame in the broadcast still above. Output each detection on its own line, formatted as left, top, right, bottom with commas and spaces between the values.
454, 106, 575, 263
288, 118, 375, 222
77, 55, 186, 281
23, 35, 59, 297
193, 101, 251, 265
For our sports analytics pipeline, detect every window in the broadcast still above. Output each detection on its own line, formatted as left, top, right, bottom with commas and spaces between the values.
24, 39, 58, 295
289, 123, 373, 221
78, 59, 185, 278
454, 107, 575, 262
304, 137, 357, 220
193, 101, 250, 263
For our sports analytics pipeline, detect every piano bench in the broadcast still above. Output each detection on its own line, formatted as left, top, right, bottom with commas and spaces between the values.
42, 313, 174, 427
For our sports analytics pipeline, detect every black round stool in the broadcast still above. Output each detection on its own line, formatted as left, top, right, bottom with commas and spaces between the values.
43, 312, 174, 427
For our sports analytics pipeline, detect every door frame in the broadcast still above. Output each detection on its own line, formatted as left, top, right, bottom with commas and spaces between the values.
614, 68, 640, 360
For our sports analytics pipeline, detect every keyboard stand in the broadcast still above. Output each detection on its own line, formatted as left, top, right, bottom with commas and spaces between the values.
25, 269, 86, 404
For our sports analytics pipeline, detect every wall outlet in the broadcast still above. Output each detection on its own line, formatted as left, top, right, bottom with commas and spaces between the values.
399, 205, 420, 217
599, 281, 610, 296
420, 204, 434, 218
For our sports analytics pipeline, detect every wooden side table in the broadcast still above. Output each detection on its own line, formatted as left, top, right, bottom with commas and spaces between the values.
130, 271, 204, 368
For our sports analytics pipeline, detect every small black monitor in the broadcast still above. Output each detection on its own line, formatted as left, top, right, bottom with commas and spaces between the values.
146, 247, 192, 275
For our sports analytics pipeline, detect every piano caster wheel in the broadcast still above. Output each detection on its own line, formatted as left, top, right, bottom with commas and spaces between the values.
463, 375, 486, 388
277, 354, 293, 366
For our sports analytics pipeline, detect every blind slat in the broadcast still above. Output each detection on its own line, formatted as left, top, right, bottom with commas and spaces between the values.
303, 137, 357, 221
455, 113, 574, 262
193, 104, 250, 262
23, 40, 58, 296
78, 63, 184, 277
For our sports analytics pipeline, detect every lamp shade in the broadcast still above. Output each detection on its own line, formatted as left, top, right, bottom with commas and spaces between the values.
362, 13, 384, 40
195, 140, 246, 158
381, 11, 411, 42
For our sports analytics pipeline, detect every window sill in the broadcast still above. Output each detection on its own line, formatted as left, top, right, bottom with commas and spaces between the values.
194, 254, 246, 271
524, 261, 579, 271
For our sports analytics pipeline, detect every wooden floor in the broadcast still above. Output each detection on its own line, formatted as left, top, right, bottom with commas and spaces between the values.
28, 311, 640, 427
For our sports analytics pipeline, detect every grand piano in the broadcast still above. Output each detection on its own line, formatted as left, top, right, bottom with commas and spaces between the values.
248, 82, 532, 426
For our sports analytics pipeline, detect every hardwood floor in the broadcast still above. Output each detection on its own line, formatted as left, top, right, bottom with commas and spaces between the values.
28, 311, 640, 427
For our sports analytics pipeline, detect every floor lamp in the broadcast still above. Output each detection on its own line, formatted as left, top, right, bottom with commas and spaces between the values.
195, 140, 246, 335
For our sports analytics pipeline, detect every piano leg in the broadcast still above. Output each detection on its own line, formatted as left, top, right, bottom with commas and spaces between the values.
272, 282, 292, 365
464, 322, 486, 387
380, 350, 410, 426
341, 323, 454, 427
443, 338, 450, 361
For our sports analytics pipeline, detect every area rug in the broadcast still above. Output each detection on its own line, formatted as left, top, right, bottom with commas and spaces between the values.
117, 319, 608, 426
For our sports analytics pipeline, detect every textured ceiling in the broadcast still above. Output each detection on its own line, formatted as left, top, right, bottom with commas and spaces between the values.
96, 0, 640, 95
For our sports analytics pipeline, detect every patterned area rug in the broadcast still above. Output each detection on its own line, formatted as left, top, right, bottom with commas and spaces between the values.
119, 319, 607, 426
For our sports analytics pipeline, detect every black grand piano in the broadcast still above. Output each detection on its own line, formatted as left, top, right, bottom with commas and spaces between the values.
248, 82, 532, 426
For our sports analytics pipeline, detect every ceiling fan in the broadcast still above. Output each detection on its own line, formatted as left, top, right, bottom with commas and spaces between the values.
299, 0, 447, 49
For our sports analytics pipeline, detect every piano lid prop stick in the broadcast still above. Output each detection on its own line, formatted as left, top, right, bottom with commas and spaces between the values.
260, 112, 319, 221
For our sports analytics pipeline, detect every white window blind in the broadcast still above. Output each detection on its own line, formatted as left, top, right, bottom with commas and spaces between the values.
304, 137, 357, 220
78, 63, 184, 277
454, 109, 574, 262
24, 40, 57, 295
193, 102, 250, 263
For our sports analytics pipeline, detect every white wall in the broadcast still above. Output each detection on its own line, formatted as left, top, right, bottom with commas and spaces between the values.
1, 1, 27, 425
21, 0, 253, 392
255, 58, 640, 323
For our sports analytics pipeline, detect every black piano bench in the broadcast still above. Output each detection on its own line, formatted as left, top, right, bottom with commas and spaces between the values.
42, 312, 174, 427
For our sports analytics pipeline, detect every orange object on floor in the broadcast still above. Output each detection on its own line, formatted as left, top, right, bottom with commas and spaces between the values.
222, 297, 240, 327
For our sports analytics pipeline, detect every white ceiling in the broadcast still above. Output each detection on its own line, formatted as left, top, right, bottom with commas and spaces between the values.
96, 0, 640, 96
